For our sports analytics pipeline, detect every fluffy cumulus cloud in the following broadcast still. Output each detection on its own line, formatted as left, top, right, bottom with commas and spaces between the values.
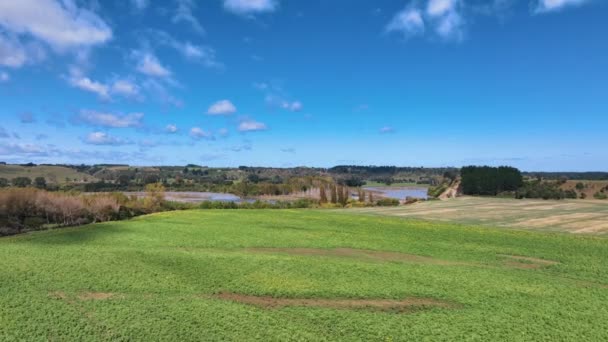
190, 127, 213, 139
0, 0, 112, 51
75, 110, 144, 128
66, 68, 140, 99
207, 100, 237, 115
386, 7, 425, 37
535, 0, 589, 13
84, 132, 131, 145
223, 0, 278, 15
238, 119, 267, 132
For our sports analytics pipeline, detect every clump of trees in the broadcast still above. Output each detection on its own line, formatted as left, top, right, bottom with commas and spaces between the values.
461, 166, 523, 196
515, 180, 577, 200
0, 184, 168, 236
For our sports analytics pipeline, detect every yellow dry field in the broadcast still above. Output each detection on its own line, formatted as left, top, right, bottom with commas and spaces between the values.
345, 197, 608, 235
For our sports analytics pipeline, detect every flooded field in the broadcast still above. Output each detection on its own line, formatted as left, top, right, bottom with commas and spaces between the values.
123, 191, 241, 203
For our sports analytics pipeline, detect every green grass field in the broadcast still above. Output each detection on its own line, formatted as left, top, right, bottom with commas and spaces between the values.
2, 210, 608, 340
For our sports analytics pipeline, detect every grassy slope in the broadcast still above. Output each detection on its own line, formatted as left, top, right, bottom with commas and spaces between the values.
0, 165, 97, 184
1, 210, 607, 341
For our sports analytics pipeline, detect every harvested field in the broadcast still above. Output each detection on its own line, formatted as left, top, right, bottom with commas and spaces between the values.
344, 197, 608, 235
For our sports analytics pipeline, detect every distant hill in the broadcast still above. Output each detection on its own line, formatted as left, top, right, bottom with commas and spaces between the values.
0, 165, 99, 184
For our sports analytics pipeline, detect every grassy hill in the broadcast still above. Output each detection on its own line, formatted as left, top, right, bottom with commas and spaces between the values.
1, 210, 607, 340
0, 165, 98, 184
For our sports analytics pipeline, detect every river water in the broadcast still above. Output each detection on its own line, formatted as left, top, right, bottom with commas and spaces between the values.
363, 187, 429, 200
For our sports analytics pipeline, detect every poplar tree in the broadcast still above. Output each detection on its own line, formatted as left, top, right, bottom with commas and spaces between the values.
330, 185, 338, 204
319, 186, 328, 203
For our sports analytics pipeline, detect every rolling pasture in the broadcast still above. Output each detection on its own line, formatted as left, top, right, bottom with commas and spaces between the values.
0, 165, 97, 184
1, 210, 608, 340
348, 197, 608, 235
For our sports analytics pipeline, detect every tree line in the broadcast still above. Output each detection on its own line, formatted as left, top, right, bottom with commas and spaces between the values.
461, 166, 523, 196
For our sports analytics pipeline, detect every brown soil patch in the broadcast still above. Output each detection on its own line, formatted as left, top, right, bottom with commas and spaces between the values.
499, 254, 559, 270
77, 292, 117, 300
215, 292, 457, 312
247, 247, 470, 267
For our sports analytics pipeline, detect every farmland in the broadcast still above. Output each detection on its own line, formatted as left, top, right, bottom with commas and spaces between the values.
347, 197, 608, 235
1, 209, 608, 340
0, 165, 97, 184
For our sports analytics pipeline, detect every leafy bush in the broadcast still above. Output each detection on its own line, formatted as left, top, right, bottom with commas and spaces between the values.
375, 198, 400, 206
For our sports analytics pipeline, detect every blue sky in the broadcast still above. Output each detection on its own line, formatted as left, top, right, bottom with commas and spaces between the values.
0, 0, 607, 170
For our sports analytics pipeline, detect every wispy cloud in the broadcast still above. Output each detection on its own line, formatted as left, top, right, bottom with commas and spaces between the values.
166, 124, 178, 133
0, 71, 9, 82
83, 132, 132, 145
379, 126, 395, 134
173, 0, 204, 34
238, 119, 268, 132
190, 127, 214, 140
535, 0, 589, 13
135, 52, 171, 78
207, 100, 237, 115
223, 0, 278, 15
131, 0, 149, 10
386, 7, 425, 38
75, 110, 144, 128
0, 126, 9, 138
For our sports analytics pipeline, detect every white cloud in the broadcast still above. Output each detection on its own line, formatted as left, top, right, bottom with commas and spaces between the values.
265, 95, 303, 112
238, 119, 267, 132
386, 8, 425, 37
535, 0, 589, 13
284, 101, 303, 112
146, 30, 221, 68
136, 52, 171, 78
207, 100, 237, 115
0, 71, 8, 82
111, 79, 140, 98
223, 0, 278, 15
426, 0, 464, 40
190, 127, 213, 139
0, 34, 27, 68
76, 110, 144, 128
0, 0, 112, 50
173, 0, 204, 34
166, 124, 178, 133
84, 132, 131, 145
427, 0, 456, 16
68, 74, 109, 99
